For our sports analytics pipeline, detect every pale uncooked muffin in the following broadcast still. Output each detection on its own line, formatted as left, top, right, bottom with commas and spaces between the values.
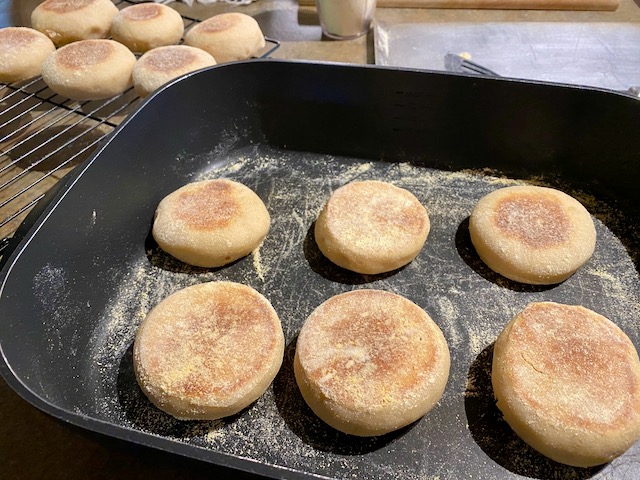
294, 289, 450, 436
183, 12, 265, 63
134, 281, 284, 420
152, 179, 270, 268
492, 302, 640, 467
111, 3, 184, 53
31, 0, 118, 46
133, 45, 216, 98
314, 180, 430, 275
0, 27, 55, 83
469, 185, 596, 284
41, 39, 136, 100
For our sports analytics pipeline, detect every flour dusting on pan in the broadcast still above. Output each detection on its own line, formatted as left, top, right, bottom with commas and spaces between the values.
87, 145, 640, 480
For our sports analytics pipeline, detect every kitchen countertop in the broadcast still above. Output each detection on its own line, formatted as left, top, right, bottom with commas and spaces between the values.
1, 0, 639, 478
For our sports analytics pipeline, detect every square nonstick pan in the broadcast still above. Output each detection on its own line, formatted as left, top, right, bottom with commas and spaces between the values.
1, 59, 640, 479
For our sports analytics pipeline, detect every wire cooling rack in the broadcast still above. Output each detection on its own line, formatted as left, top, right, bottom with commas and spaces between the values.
0, 0, 278, 254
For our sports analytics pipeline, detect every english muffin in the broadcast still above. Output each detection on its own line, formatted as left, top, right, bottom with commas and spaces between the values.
111, 3, 184, 53
469, 185, 596, 284
492, 302, 640, 467
295, 289, 450, 436
133, 45, 216, 98
152, 179, 270, 268
184, 12, 265, 63
315, 180, 430, 275
134, 281, 285, 420
31, 0, 118, 46
0, 27, 55, 83
41, 39, 136, 100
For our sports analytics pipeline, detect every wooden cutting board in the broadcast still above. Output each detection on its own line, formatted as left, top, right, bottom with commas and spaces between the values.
299, 0, 619, 11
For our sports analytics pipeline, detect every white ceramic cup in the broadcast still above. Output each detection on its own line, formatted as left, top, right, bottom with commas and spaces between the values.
316, 0, 377, 40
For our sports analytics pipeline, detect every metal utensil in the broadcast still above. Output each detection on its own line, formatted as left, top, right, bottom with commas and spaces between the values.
444, 53, 500, 77
444, 52, 640, 98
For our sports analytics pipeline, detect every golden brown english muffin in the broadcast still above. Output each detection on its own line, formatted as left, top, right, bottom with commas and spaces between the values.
152, 179, 270, 268
133, 45, 216, 98
469, 185, 596, 285
183, 12, 265, 63
111, 3, 184, 53
314, 180, 430, 275
295, 289, 450, 436
492, 302, 640, 467
134, 281, 285, 420
31, 0, 118, 46
0, 27, 55, 83
41, 39, 136, 100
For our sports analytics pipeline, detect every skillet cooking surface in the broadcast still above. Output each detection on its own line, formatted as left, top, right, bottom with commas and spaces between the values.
1, 60, 640, 479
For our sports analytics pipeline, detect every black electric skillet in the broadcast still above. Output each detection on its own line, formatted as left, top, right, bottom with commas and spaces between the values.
1, 59, 639, 479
